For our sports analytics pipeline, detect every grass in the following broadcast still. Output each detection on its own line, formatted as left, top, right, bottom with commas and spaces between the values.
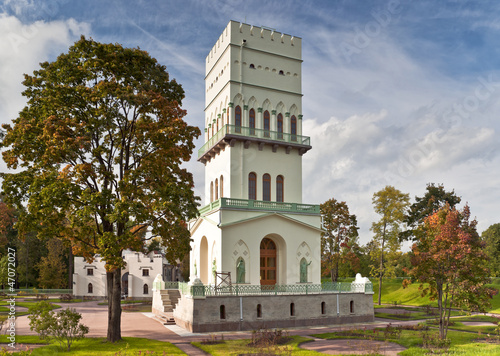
372, 278, 500, 313
193, 335, 322, 355
0, 301, 61, 309
0, 337, 186, 355
0, 335, 49, 344
374, 306, 464, 321
314, 327, 500, 356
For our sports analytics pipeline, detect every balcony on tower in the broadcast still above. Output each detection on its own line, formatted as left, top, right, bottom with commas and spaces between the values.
198, 124, 312, 164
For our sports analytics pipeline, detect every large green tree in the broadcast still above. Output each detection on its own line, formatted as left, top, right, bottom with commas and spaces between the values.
370, 185, 410, 305
1, 37, 200, 342
408, 204, 495, 340
37, 238, 69, 289
401, 183, 461, 242
320, 198, 359, 282
482, 223, 500, 277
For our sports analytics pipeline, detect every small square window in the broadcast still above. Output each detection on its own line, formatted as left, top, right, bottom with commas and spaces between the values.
142, 269, 149, 276
87, 269, 93, 276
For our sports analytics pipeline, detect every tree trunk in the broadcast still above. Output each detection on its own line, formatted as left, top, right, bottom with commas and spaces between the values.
107, 268, 122, 342
378, 272, 383, 305
437, 281, 444, 339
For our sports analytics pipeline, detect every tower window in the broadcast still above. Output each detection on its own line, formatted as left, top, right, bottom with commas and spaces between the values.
263, 174, 271, 201
249, 108, 255, 135
143, 284, 149, 294
291, 116, 297, 141
276, 175, 284, 202
215, 178, 219, 200
279, 70, 284, 75
249, 63, 255, 69
257, 304, 262, 318
350, 300, 354, 314
277, 113, 283, 139
87, 268, 93, 276
321, 302, 326, 315
248, 173, 257, 200
235, 105, 242, 133
142, 269, 149, 276
220, 175, 224, 198
88, 283, 93, 294
210, 181, 214, 203
264, 111, 270, 137
290, 303, 295, 316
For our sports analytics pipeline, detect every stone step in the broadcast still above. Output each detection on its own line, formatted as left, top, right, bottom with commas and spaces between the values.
154, 312, 175, 325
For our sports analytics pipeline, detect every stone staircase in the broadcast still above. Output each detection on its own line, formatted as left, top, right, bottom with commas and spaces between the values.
153, 289, 181, 325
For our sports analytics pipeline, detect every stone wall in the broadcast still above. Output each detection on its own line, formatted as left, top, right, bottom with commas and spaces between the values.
173, 292, 374, 332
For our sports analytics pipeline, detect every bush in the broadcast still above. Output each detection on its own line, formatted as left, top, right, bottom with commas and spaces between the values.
60, 294, 74, 302
28, 300, 89, 351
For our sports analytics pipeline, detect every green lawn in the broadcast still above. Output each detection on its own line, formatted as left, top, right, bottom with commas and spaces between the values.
372, 279, 500, 313
193, 335, 322, 356
375, 306, 463, 321
313, 327, 500, 356
0, 337, 186, 355
0, 301, 61, 309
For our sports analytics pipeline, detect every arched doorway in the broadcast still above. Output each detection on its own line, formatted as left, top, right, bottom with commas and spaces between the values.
260, 238, 277, 286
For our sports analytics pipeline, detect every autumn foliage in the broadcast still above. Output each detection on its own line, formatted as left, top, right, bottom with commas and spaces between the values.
1, 37, 200, 342
408, 204, 496, 339
320, 198, 359, 282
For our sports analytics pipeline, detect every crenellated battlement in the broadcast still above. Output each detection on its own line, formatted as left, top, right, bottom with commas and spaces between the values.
206, 21, 301, 66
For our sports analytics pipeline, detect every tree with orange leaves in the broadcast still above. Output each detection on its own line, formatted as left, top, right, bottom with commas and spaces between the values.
407, 204, 496, 340
1, 37, 200, 342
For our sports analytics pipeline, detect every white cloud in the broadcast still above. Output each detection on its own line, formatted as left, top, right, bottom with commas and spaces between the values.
0, 14, 90, 123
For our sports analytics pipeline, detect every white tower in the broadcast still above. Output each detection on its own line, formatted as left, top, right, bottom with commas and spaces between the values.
190, 21, 321, 287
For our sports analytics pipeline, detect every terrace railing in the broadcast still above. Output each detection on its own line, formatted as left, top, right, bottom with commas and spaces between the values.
198, 124, 311, 158
198, 197, 320, 215
176, 282, 373, 298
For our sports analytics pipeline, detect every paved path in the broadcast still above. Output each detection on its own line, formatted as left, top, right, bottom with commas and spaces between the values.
5, 301, 431, 355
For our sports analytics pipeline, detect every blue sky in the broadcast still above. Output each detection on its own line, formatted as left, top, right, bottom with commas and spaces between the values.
1, 0, 500, 247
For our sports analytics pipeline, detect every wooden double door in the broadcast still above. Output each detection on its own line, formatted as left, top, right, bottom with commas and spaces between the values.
260, 238, 276, 286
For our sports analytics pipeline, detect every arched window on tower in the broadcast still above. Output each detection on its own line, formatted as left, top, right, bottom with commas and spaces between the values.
88, 283, 93, 294
220, 175, 224, 198
276, 175, 284, 202
263, 174, 271, 201
248, 173, 257, 200
291, 116, 297, 141
277, 113, 283, 139
235, 105, 242, 133
143, 284, 149, 294
264, 110, 270, 137
249, 108, 256, 136
210, 181, 214, 203
215, 178, 219, 200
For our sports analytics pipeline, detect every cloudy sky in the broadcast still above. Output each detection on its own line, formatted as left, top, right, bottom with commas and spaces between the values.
1, 0, 499, 247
